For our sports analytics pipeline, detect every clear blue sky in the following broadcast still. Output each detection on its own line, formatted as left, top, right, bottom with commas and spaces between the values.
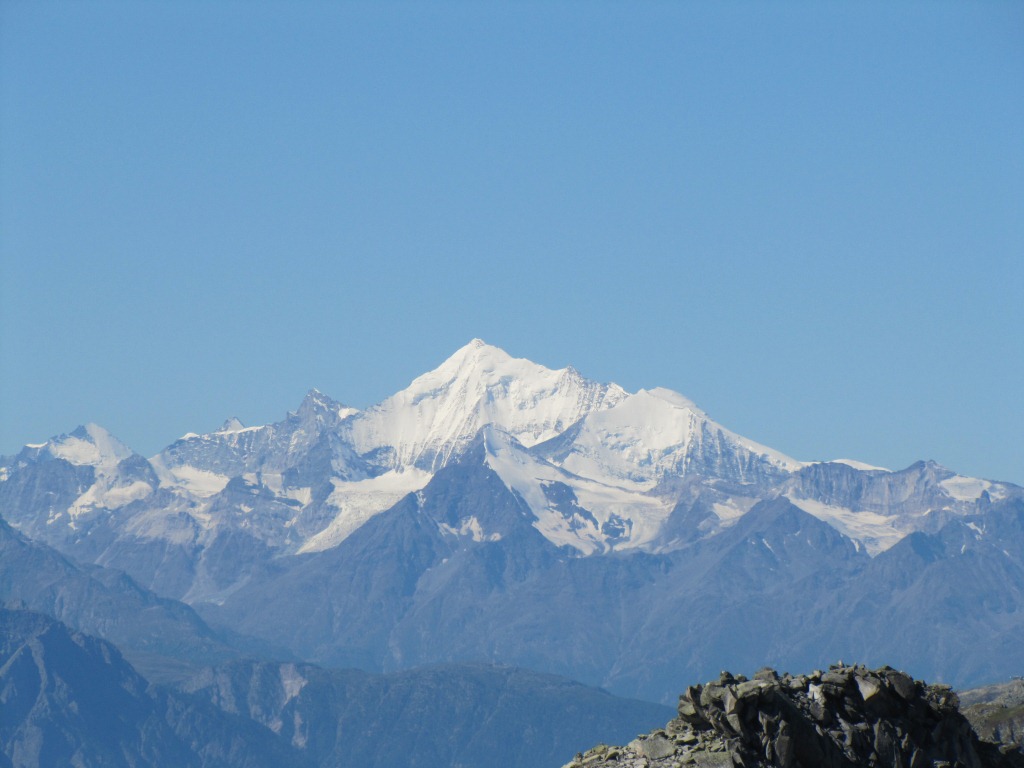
2, 2, 1022, 484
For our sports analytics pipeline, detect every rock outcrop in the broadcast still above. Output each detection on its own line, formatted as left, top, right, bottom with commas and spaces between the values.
562, 665, 1024, 768
962, 679, 1024, 752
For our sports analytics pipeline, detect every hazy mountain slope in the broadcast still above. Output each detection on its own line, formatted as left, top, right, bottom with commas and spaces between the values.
202, 439, 557, 670
182, 660, 673, 768
0, 609, 308, 768
801, 497, 1024, 684
202, 455, 874, 702
0, 517, 257, 682
203, 465, 1024, 704
600, 498, 870, 701
0, 609, 673, 768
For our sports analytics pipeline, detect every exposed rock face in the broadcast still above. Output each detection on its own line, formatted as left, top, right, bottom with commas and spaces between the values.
963, 680, 1024, 752
563, 665, 1024, 768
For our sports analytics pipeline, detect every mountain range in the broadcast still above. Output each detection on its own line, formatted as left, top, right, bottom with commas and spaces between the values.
2, 339, 1021, 706
0, 607, 670, 768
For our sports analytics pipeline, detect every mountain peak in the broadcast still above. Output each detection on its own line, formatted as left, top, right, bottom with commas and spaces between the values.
294, 388, 358, 423
217, 417, 246, 433
351, 342, 629, 470
435, 338, 514, 375
48, 423, 134, 468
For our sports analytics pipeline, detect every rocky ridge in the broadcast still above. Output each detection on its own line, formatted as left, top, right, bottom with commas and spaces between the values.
563, 665, 1024, 768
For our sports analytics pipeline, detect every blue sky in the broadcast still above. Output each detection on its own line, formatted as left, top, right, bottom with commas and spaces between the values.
2, 1, 1022, 483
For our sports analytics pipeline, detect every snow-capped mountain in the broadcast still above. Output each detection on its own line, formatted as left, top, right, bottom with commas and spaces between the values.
347, 338, 628, 470
2, 339, 1023, 701
1, 339, 1017, 569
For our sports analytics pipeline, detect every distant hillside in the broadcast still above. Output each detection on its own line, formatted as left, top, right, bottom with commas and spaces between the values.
182, 660, 672, 768
0, 608, 306, 768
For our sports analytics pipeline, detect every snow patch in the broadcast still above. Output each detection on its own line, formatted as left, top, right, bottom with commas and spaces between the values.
940, 476, 992, 501
713, 498, 755, 526
280, 663, 308, 704
150, 456, 230, 498
298, 468, 432, 552
482, 427, 673, 554
825, 459, 892, 472
349, 339, 628, 469
71, 480, 153, 516
285, 486, 312, 506
439, 515, 501, 542
49, 424, 133, 469
786, 495, 905, 555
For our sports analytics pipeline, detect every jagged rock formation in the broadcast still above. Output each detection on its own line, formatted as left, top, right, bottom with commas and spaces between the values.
963, 680, 1024, 752
562, 665, 1024, 768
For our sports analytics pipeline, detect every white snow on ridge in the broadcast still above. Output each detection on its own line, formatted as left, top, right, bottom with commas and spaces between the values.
825, 459, 892, 472
150, 455, 231, 498
49, 424, 133, 469
940, 476, 992, 501
69, 479, 153, 517
439, 515, 502, 542
349, 339, 628, 470
216, 424, 264, 436
13, 340, 1011, 560
785, 495, 905, 556
713, 498, 756, 525
555, 388, 803, 489
298, 467, 432, 553
482, 427, 673, 554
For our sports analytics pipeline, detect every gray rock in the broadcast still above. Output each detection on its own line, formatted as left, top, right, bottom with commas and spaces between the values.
560, 666, 1024, 767
639, 734, 675, 759
856, 674, 883, 701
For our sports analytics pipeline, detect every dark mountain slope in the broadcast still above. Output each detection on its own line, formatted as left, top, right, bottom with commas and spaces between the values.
800, 498, 1024, 685
0, 517, 260, 682
182, 660, 673, 768
0, 609, 307, 768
